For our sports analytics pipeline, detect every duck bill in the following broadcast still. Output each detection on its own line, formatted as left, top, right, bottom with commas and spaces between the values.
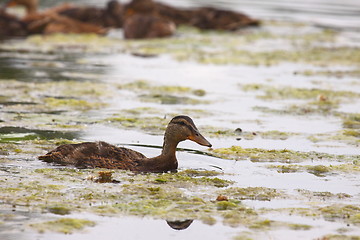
188, 131, 212, 147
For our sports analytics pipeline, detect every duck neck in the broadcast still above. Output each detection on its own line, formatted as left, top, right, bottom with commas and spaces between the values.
161, 135, 178, 159
140, 133, 179, 173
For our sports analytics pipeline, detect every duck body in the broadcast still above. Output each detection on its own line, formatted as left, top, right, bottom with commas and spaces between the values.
123, 0, 176, 39
38, 116, 211, 173
123, 14, 176, 39
39, 141, 144, 170
124, 0, 259, 31
58, 0, 124, 28
190, 7, 260, 31
4, 0, 108, 35
0, 9, 27, 39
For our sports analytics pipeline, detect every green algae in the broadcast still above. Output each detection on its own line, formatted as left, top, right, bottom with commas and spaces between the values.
179, 169, 221, 177
118, 80, 206, 96
307, 130, 360, 146
288, 223, 312, 230
105, 115, 168, 134
268, 163, 360, 176
151, 171, 232, 188
123, 23, 356, 67
296, 189, 351, 200
44, 97, 105, 111
295, 69, 360, 78
249, 219, 273, 229
343, 114, 360, 129
30, 218, 96, 234
279, 204, 360, 226
245, 84, 359, 118
211, 146, 351, 163
320, 235, 360, 240
216, 200, 238, 210
139, 94, 208, 105
219, 187, 284, 201
259, 130, 297, 140
117, 80, 208, 105
46, 205, 72, 215
343, 130, 360, 138
0, 166, 268, 229
233, 232, 255, 240
26, 33, 119, 54
242, 84, 360, 100
253, 103, 336, 116
320, 205, 360, 224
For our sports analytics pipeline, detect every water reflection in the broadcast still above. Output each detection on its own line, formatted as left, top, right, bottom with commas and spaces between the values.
166, 220, 194, 230
0, 126, 80, 142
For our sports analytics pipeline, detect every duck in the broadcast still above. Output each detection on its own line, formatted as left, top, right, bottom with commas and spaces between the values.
124, 0, 259, 31
123, 0, 176, 39
56, 0, 124, 28
38, 116, 212, 173
190, 7, 260, 31
123, 14, 176, 39
0, 8, 27, 39
4, 0, 107, 35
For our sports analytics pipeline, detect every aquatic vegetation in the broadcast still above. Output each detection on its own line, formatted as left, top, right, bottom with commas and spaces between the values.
105, 115, 168, 134
296, 189, 351, 200
219, 187, 284, 201
288, 223, 312, 230
343, 114, 360, 129
211, 146, 355, 163
1, 16, 360, 238
242, 84, 360, 101
268, 162, 360, 176
320, 235, 360, 240
295, 69, 360, 78
44, 97, 105, 111
118, 80, 206, 96
151, 171, 232, 188
46, 205, 72, 215
259, 130, 297, 140
26, 34, 119, 54
320, 205, 360, 224
117, 80, 208, 105
30, 218, 96, 234
123, 23, 355, 67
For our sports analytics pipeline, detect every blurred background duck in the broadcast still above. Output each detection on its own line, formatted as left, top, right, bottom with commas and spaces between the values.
38, 116, 212, 173
56, 0, 124, 28
0, 8, 27, 39
4, 0, 108, 35
123, 0, 176, 39
124, 0, 259, 31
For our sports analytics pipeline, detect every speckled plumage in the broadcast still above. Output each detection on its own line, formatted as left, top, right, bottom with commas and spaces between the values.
38, 116, 212, 173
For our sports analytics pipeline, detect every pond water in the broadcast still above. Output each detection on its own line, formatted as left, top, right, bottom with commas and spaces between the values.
1, 0, 360, 240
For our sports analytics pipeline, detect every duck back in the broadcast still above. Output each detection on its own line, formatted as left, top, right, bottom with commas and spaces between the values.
38, 141, 146, 170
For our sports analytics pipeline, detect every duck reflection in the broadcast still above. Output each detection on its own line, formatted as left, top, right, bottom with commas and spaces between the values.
166, 220, 194, 230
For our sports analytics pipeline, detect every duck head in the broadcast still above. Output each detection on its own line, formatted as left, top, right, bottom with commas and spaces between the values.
166, 115, 212, 147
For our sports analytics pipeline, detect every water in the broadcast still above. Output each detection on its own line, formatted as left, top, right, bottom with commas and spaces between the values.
1, 0, 360, 239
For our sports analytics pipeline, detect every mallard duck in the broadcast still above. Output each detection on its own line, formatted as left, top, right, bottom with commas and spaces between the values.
38, 116, 212, 173
190, 7, 260, 31
4, 0, 107, 35
57, 0, 124, 28
123, 14, 175, 39
124, 0, 259, 31
123, 0, 175, 39
0, 9, 27, 39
